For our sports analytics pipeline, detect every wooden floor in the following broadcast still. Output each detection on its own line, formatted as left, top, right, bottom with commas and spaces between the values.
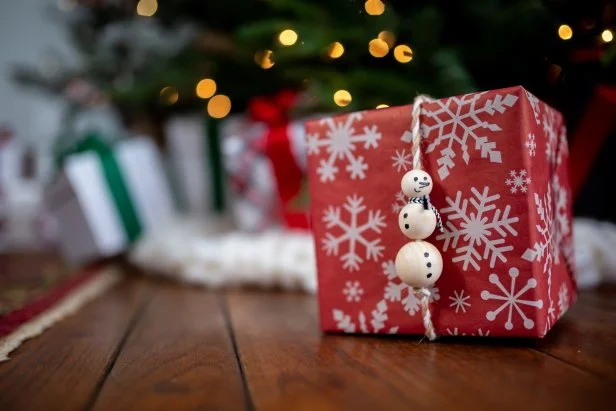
1, 269, 615, 411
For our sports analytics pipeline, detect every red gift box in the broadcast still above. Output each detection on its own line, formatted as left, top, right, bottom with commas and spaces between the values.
306, 86, 575, 337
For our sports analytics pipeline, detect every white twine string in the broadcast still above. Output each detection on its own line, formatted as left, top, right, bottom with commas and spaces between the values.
410, 95, 435, 170
414, 287, 437, 341
411, 94, 438, 341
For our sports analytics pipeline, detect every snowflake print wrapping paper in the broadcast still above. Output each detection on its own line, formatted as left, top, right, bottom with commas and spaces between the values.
306, 86, 576, 338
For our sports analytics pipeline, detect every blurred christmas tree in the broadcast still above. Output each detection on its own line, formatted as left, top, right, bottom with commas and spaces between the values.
12, 0, 615, 126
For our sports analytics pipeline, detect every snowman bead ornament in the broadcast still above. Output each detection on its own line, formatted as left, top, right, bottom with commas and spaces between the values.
395, 168, 444, 289
393, 94, 443, 340
398, 169, 443, 240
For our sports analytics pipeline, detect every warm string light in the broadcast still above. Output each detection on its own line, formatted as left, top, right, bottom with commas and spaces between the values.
364, 0, 385, 16
394, 44, 413, 63
160, 86, 178, 105
334, 90, 352, 107
254, 50, 275, 69
196, 79, 217, 99
378, 31, 396, 48
558, 24, 573, 40
327, 42, 345, 58
136, 0, 158, 17
208, 95, 232, 118
369, 38, 389, 57
278, 29, 298, 46
376, 104, 389, 109
601, 29, 614, 43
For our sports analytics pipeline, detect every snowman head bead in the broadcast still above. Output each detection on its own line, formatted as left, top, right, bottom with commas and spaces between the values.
395, 241, 443, 288
401, 169, 433, 198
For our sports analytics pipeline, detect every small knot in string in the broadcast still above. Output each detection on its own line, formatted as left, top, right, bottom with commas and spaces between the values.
410, 95, 436, 170
413, 287, 437, 341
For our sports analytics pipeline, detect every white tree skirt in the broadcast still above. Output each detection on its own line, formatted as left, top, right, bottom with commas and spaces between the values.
130, 217, 317, 293
130, 217, 616, 293
573, 218, 616, 288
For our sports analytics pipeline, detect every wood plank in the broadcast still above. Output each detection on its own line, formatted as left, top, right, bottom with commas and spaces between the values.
533, 289, 616, 379
90, 281, 248, 411
0, 275, 145, 411
227, 290, 613, 411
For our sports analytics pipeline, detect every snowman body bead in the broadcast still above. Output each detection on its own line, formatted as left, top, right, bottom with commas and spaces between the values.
395, 241, 443, 288
398, 203, 437, 240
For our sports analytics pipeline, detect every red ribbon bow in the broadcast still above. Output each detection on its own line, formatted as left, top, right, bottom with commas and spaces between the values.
247, 90, 309, 230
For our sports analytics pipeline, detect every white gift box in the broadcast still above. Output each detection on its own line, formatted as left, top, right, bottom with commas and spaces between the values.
46, 137, 175, 264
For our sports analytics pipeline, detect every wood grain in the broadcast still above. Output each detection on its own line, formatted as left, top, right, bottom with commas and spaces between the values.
0, 276, 145, 411
90, 281, 248, 411
534, 288, 616, 379
227, 290, 613, 411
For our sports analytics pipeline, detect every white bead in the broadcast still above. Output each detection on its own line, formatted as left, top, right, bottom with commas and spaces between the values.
395, 241, 443, 288
401, 169, 433, 198
398, 203, 437, 240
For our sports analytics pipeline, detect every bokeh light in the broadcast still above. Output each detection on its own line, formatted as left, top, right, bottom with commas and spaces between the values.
254, 50, 275, 69
160, 86, 178, 105
378, 31, 396, 48
376, 104, 389, 109
136, 0, 158, 17
394, 45, 413, 63
278, 29, 298, 46
196, 79, 217, 99
369, 38, 389, 58
207, 95, 232, 118
334, 90, 352, 107
365, 0, 385, 16
558, 24, 573, 40
601, 29, 613, 43
327, 42, 345, 58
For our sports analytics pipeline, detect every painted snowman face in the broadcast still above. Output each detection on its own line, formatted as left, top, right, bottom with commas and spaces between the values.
401, 170, 433, 198
394, 241, 443, 288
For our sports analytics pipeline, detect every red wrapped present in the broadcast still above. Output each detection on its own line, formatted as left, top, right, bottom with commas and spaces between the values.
306, 86, 575, 338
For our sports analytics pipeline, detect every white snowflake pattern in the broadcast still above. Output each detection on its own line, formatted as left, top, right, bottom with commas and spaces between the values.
558, 283, 569, 318
332, 300, 399, 334
525, 89, 541, 125
437, 186, 519, 271
448, 290, 471, 313
391, 149, 413, 172
542, 106, 567, 166
446, 327, 490, 336
381, 260, 440, 315
307, 113, 382, 182
342, 281, 364, 302
505, 169, 531, 194
547, 300, 556, 331
558, 126, 568, 166
420, 92, 518, 180
382, 259, 397, 280
525, 133, 536, 157
481, 267, 543, 330
322, 194, 386, 271
391, 191, 407, 214
522, 176, 570, 309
